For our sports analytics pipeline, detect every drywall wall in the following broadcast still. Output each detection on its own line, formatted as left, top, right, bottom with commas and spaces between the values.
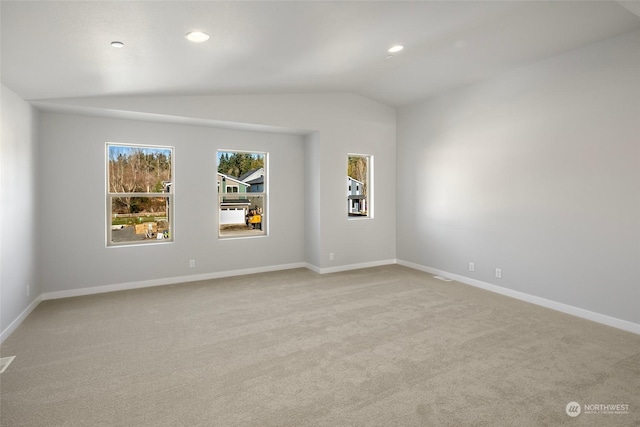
0, 84, 40, 337
35, 93, 397, 271
304, 132, 322, 268
38, 113, 305, 293
397, 30, 640, 324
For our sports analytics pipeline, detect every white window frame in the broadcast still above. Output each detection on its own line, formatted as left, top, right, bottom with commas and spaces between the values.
217, 150, 268, 239
347, 153, 373, 219
106, 143, 174, 247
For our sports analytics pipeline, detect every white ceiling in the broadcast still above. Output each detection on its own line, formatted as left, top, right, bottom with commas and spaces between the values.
2, 1, 639, 107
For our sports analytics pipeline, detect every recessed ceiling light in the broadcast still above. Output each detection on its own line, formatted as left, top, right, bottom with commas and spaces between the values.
185, 31, 210, 43
111, 41, 124, 48
388, 45, 404, 53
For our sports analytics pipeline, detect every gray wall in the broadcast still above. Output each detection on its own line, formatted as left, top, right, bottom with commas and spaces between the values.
0, 84, 40, 335
397, 30, 640, 324
304, 132, 322, 268
38, 113, 305, 293
38, 93, 398, 271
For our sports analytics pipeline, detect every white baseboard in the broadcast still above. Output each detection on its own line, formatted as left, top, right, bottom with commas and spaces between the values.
20, 259, 396, 305
305, 259, 397, 275
6, 259, 637, 343
1, 295, 43, 344
397, 259, 640, 335
40, 262, 308, 301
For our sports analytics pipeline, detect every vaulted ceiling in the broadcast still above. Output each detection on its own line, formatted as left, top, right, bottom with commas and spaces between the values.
2, 1, 639, 107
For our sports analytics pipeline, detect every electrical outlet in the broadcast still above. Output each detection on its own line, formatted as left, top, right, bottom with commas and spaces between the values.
469, 262, 475, 272
189, 259, 196, 268
495, 268, 502, 279
329, 252, 334, 261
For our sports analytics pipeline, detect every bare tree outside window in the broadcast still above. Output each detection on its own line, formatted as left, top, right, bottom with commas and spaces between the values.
107, 144, 173, 246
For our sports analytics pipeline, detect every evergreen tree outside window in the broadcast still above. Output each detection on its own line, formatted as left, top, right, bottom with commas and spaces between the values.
217, 151, 267, 238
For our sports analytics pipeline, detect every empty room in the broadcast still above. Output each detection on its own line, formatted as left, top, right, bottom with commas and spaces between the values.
1, 1, 639, 425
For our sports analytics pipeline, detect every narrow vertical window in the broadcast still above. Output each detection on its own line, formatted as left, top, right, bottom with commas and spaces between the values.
217, 151, 267, 238
107, 143, 173, 246
347, 154, 372, 218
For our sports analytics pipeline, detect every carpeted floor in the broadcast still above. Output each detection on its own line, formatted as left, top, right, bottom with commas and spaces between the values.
1, 265, 639, 426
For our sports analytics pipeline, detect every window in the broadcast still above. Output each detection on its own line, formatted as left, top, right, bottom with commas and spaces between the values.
347, 154, 372, 218
217, 151, 267, 238
107, 143, 173, 246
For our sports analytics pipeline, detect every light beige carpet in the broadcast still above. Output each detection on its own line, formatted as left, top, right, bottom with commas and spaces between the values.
1, 265, 639, 426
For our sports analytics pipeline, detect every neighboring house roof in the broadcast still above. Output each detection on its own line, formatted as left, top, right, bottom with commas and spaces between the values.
218, 173, 249, 187
247, 176, 264, 185
347, 176, 364, 185
239, 168, 264, 183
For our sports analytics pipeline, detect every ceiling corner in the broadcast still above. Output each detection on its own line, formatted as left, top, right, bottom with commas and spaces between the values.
616, 1, 640, 18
